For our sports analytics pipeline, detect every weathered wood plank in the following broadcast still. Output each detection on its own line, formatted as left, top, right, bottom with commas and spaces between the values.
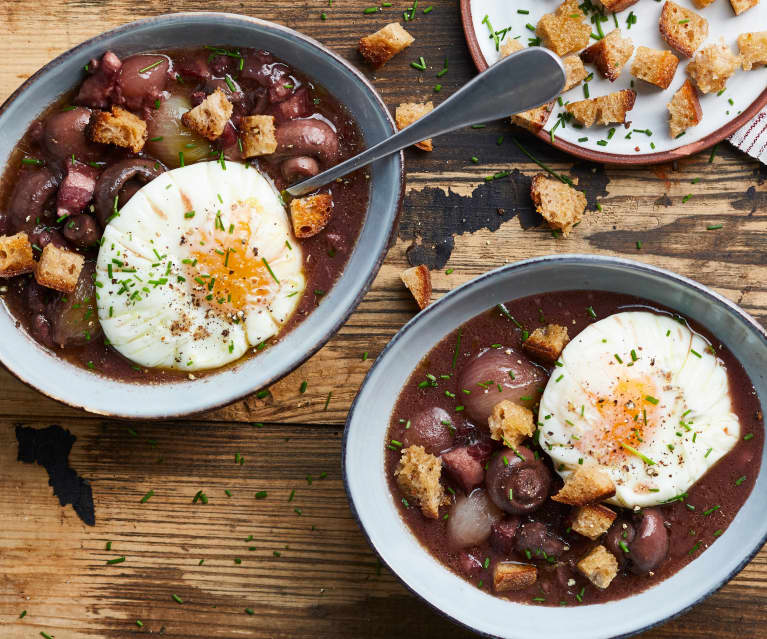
1, 418, 765, 638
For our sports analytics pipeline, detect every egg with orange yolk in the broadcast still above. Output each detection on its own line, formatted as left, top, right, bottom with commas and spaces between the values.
538, 311, 740, 508
95, 161, 305, 371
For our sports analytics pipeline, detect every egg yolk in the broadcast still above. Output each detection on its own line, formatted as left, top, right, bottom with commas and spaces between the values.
184, 199, 275, 316
580, 375, 662, 464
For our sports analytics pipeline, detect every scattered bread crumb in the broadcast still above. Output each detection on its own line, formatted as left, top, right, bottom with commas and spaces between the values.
511, 101, 556, 133
500, 38, 525, 58
0, 232, 36, 278
737, 31, 767, 71
562, 55, 589, 91
89, 106, 148, 153
359, 23, 415, 68
630, 46, 679, 89
667, 79, 702, 138
395, 102, 434, 151
552, 465, 616, 506
571, 504, 617, 540
395, 445, 449, 519
530, 174, 587, 237
289, 193, 333, 238
523, 323, 570, 364
241, 115, 277, 158
34, 243, 84, 293
489, 400, 535, 447
687, 40, 741, 94
600, 0, 639, 10
400, 265, 431, 310
181, 88, 233, 141
730, 0, 759, 14
493, 562, 538, 592
577, 545, 619, 589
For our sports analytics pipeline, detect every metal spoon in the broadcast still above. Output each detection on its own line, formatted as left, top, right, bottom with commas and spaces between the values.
286, 47, 566, 197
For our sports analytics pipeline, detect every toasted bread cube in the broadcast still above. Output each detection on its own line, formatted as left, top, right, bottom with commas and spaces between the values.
667, 79, 702, 138
181, 88, 233, 141
571, 504, 617, 540
0, 232, 36, 278
523, 323, 570, 364
580, 29, 634, 81
530, 174, 586, 238
553, 465, 616, 506
565, 89, 636, 127
692, 0, 716, 7
240, 115, 277, 158
687, 41, 741, 94
400, 265, 431, 310
489, 401, 535, 447
500, 38, 525, 58
577, 545, 618, 589
730, 0, 759, 14
738, 32, 767, 71
562, 55, 589, 91
395, 445, 449, 519
359, 23, 415, 68
511, 101, 556, 133
89, 106, 147, 153
493, 562, 538, 592
289, 193, 332, 239
34, 243, 84, 293
659, 1, 708, 58
630, 46, 679, 89
395, 102, 434, 151
600, 0, 639, 10
537, 0, 592, 56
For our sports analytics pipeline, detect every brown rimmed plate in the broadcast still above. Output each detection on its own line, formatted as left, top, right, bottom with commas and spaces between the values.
460, 0, 767, 165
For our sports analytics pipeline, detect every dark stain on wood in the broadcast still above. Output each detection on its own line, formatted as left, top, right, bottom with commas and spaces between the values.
15, 423, 95, 525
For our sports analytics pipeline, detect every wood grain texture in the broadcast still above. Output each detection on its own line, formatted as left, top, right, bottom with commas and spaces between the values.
0, 0, 765, 637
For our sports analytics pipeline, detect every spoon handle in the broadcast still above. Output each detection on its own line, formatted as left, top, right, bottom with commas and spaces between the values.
286, 47, 565, 197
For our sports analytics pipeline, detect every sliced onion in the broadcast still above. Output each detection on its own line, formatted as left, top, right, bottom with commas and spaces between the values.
146, 95, 211, 168
446, 488, 503, 549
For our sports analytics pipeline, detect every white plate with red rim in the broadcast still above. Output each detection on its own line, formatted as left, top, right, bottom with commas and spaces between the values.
460, 0, 767, 164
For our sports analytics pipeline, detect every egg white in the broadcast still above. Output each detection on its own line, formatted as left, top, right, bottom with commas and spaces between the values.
95, 161, 305, 371
538, 311, 740, 508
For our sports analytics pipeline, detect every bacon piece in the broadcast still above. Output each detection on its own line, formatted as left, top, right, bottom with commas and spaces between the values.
56, 162, 100, 219
75, 51, 122, 109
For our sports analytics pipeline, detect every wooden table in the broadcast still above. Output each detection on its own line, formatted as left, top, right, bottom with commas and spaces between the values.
1, 1, 765, 637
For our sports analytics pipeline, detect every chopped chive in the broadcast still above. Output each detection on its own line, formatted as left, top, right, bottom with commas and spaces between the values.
140, 490, 154, 503
172, 594, 183, 604
620, 442, 655, 465
106, 556, 126, 565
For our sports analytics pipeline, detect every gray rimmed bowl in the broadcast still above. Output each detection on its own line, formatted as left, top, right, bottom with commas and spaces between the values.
0, 12, 403, 418
344, 255, 767, 639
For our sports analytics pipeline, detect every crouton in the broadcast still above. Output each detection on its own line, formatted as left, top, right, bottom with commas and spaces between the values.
530, 174, 587, 238
180, 88, 233, 141
34, 243, 84, 293
359, 23, 415, 68
552, 465, 616, 506
240, 115, 277, 158
395, 445, 449, 519
523, 323, 570, 364
511, 101, 556, 133
0, 232, 36, 278
692, 0, 716, 7
489, 401, 535, 447
571, 504, 617, 540
395, 102, 434, 151
580, 29, 634, 81
667, 79, 702, 138
493, 562, 538, 592
400, 265, 431, 310
500, 38, 525, 58
630, 46, 679, 89
687, 41, 741, 94
562, 55, 589, 91
577, 545, 619, 589
536, 0, 592, 56
737, 32, 767, 71
599, 0, 639, 11
565, 89, 636, 126
730, 0, 759, 14
659, 1, 708, 58
289, 193, 332, 239
89, 106, 147, 153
